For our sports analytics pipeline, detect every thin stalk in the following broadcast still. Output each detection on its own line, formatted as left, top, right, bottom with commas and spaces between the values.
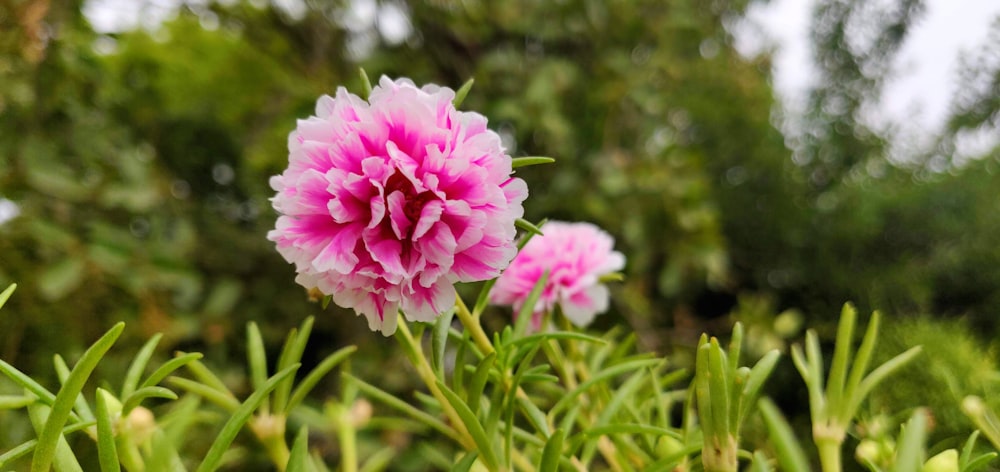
816, 437, 842, 472
395, 317, 476, 451
335, 404, 358, 472
249, 413, 291, 470
455, 296, 495, 356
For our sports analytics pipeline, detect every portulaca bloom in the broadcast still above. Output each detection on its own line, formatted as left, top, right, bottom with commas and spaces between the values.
490, 221, 625, 327
269, 77, 527, 335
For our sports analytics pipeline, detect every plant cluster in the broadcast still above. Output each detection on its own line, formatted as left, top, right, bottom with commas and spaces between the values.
3, 75, 1000, 472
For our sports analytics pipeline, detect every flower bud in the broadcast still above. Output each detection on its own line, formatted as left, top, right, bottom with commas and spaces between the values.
655, 436, 684, 457
855, 438, 894, 467
921, 449, 958, 472
123, 406, 157, 445
349, 398, 373, 428
250, 413, 286, 440
962, 396, 986, 417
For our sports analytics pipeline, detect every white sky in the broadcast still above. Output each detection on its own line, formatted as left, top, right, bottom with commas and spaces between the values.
739, 0, 1000, 158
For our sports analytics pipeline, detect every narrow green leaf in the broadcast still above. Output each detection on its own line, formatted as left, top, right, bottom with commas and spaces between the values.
358, 447, 396, 472
550, 358, 662, 416
508, 331, 605, 349
793, 331, 826, 421
95, 388, 122, 472
644, 442, 704, 472
789, 345, 810, 385
274, 317, 315, 414
707, 338, 731, 436
0, 421, 93, 468
452, 78, 474, 108
805, 330, 825, 395
286, 425, 309, 472
484, 365, 507, 441
27, 402, 85, 472
522, 373, 559, 384
513, 272, 549, 339
582, 369, 651, 463
0, 395, 34, 409
515, 218, 544, 236
0, 360, 57, 405
432, 308, 456, 379
453, 332, 469, 399
435, 380, 499, 471
516, 396, 550, 437
739, 350, 781, 424
694, 340, 718, 443
851, 346, 922, 417
147, 395, 201, 472
516, 219, 547, 251
196, 364, 300, 472
451, 451, 479, 472
344, 373, 460, 444
246, 322, 270, 413
33, 322, 124, 472
472, 279, 499, 318
359, 68, 373, 99
0, 283, 17, 310
963, 453, 998, 472
286, 345, 357, 413
827, 303, 857, 411
511, 156, 555, 169
53, 354, 94, 423
121, 386, 178, 414
139, 352, 204, 390
892, 408, 927, 472
758, 399, 810, 472
584, 325, 625, 371
182, 357, 234, 396
583, 424, 681, 438
466, 352, 496, 416
844, 311, 882, 410
728, 322, 744, 375
321, 295, 332, 310
167, 377, 241, 412
538, 428, 565, 471
121, 333, 163, 399
960, 430, 980, 467
751, 450, 774, 472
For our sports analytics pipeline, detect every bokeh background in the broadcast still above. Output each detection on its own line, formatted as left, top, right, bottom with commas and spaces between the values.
2, 0, 999, 467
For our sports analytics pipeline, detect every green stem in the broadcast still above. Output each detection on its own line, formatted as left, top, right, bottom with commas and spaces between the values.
816, 438, 842, 472
335, 403, 358, 472
396, 316, 476, 450
455, 296, 495, 356
702, 434, 738, 472
115, 437, 145, 472
251, 414, 290, 470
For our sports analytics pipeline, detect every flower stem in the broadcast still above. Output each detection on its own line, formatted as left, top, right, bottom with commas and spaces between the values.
455, 296, 495, 356
395, 316, 476, 451
817, 438, 842, 472
334, 403, 358, 472
251, 414, 290, 470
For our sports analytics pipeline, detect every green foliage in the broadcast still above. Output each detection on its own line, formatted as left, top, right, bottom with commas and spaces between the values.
694, 323, 780, 471
2, 280, 999, 471
871, 316, 1000, 440
3, 0, 1000, 469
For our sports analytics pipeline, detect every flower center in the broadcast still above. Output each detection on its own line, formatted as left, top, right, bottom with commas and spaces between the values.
384, 169, 437, 239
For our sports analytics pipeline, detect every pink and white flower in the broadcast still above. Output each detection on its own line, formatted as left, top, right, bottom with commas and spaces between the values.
269, 77, 528, 335
490, 221, 625, 327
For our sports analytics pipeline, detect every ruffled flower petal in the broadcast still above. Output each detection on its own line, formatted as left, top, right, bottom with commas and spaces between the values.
270, 76, 526, 335
489, 221, 625, 328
